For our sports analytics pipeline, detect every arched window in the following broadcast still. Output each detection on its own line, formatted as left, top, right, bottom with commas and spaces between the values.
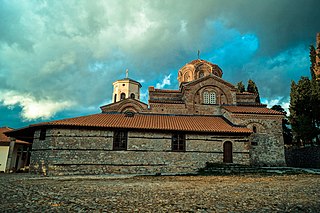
199, 71, 204, 78
209, 92, 216, 104
120, 93, 126, 100
203, 91, 209, 104
184, 72, 190, 81
253, 126, 257, 133
130, 93, 135, 99
203, 91, 216, 104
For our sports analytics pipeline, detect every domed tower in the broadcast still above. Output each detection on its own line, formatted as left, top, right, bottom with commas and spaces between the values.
112, 70, 141, 103
177, 59, 223, 85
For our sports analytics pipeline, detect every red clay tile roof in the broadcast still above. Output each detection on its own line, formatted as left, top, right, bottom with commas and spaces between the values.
223, 106, 285, 115
0, 127, 12, 142
30, 113, 252, 134
237, 103, 267, 107
152, 89, 181, 93
0, 127, 30, 144
236, 92, 255, 95
149, 99, 185, 104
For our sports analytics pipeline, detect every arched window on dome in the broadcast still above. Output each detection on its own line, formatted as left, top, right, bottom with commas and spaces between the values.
184, 72, 190, 81
199, 71, 204, 78
203, 91, 216, 104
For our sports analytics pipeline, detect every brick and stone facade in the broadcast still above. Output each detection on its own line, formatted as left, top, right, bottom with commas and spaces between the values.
30, 128, 250, 175
6, 58, 286, 175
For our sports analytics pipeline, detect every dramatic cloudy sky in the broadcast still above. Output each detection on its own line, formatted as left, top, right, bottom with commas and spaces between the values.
1, 0, 320, 128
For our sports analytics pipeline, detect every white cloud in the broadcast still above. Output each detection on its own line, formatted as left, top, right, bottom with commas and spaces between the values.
156, 74, 171, 89
0, 91, 74, 121
262, 97, 290, 115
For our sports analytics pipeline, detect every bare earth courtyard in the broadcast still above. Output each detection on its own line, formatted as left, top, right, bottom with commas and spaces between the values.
0, 173, 319, 212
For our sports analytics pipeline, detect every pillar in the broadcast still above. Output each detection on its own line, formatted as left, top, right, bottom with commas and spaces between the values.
5, 138, 16, 173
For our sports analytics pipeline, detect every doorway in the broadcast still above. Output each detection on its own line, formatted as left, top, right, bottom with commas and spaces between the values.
223, 141, 233, 163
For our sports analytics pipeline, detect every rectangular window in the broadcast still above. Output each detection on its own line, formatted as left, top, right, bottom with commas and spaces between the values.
172, 133, 186, 151
39, 129, 46, 140
113, 131, 128, 150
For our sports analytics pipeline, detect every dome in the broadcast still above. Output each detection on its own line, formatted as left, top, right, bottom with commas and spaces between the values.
177, 59, 223, 84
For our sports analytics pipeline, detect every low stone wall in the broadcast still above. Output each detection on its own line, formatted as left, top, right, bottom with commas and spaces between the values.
285, 146, 320, 169
30, 128, 250, 175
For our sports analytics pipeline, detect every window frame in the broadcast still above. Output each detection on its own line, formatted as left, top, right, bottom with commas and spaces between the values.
203, 91, 209, 104
203, 90, 216, 105
113, 130, 128, 151
172, 133, 186, 152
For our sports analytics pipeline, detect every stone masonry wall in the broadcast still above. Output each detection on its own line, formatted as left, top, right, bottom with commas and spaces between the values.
285, 146, 320, 168
224, 112, 286, 166
30, 128, 250, 175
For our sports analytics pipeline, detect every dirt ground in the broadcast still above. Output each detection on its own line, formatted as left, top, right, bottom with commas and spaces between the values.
0, 173, 319, 212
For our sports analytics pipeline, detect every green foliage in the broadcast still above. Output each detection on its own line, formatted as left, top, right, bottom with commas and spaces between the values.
236, 81, 245, 93
236, 80, 261, 103
290, 76, 320, 145
310, 45, 317, 80
289, 43, 320, 146
247, 79, 261, 103
271, 105, 286, 114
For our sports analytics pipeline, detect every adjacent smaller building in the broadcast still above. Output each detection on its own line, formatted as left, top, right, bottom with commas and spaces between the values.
0, 127, 31, 172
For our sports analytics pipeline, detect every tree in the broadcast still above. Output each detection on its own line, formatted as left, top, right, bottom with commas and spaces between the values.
271, 105, 292, 145
290, 43, 320, 146
236, 81, 245, 93
247, 79, 261, 103
310, 45, 320, 144
289, 77, 318, 146
310, 45, 317, 80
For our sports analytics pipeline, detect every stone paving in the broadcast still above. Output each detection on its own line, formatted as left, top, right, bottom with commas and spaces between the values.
0, 173, 319, 212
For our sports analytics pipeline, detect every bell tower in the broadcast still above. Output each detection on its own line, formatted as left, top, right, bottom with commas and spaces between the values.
112, 69, 141, 103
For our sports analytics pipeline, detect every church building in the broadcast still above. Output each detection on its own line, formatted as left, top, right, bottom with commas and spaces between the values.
5, 59, 286, 175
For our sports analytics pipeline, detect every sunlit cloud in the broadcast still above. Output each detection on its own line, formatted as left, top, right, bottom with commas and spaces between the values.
156, 74, 171, 89
0, 91, 74, 121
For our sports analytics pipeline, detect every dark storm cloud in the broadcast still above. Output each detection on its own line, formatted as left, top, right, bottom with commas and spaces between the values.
0, 0, 319, 124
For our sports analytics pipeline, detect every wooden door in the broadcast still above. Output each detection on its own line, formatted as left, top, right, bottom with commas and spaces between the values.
223, 141, 233, 163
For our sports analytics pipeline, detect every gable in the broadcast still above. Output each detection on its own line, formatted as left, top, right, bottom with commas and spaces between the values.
100, 98, 148, 113
182, 74, 236, 90
181, 75, 237, 105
